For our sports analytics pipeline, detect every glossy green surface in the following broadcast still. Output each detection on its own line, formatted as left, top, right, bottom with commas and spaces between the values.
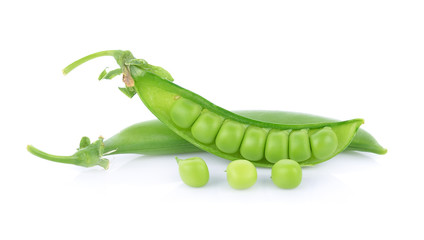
289, 129, 311, 162
226, 160, 257, 189
215, 120, 246, 154
265, 130, 289, 163
131, 69, 363, 166
176, 157, 209, 187
236, 110, 386, 155
170, 98, 202, 128
35, 50, 386, 169
271, 159, 302, 189
240, 126, 268, 161
191, 110, 224, 144
310, 127, 338, 159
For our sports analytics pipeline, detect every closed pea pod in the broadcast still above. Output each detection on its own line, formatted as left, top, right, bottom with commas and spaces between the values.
28, 110, 386, 170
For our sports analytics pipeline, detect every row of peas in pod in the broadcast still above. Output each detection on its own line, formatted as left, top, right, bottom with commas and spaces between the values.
176, 157, 302, 189
171, 98, 339, 163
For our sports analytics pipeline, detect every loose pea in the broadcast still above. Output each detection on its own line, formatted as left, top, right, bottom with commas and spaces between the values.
265, 130, 289, 163
240, 126, 267, 161
170, 98, 202, 128
191, 111, 224, 144
310, 127, 338, 159
289, 129, 311, 162
226, 160, 257, 190
176, 157, 209, 187
271, 159, 302, 189
215, 120, 246, 154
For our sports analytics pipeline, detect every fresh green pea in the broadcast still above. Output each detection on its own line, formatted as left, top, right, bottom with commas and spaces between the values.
240, 126, 267, 161
271, 159, 302, 189
191, 111, 224, 144
215, 120, 246, 154
170, 98, 202, 128
289, 129, 311, 162
310, 127, 338, 159
176, 157, 209, 187
265, 130, 289, 163
226, 160, 257, 189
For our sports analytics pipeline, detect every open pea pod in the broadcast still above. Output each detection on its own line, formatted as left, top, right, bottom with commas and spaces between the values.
132, 75, 363, 167
63, 50, 364, 167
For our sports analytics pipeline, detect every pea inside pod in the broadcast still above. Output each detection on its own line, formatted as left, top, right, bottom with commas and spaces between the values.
170, 98, 202, 128
310, 127, 338, 159
191, 110, 224, 144
289, 129, 311, 162
240, 126, 268, 161
265, 130, 289, 163
215, 120, 246, 154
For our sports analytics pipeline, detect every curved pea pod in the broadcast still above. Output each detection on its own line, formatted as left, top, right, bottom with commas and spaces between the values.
51, 50, 384, 168
131, 67, 365, 166
134, 73, 363, 166
62, 50, 363, 167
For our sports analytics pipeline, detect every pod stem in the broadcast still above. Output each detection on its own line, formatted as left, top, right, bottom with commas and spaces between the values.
27, 137, 110, 170
62, 49, 174, 98
27, 145, 78, 164
62, 50, 134, 75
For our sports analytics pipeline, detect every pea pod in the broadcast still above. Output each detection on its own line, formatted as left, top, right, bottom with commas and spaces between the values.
27, 110, 386, 169
59, 50, 369, 167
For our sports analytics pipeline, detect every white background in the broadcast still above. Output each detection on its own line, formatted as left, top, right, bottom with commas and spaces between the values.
1, 0, 423, 239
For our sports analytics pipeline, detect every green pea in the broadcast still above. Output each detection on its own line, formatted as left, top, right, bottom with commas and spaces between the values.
226, 160, 257, 190
271, 159, 302, 189
191, 111, 224, 144
265, 130, 289, 163
240, 126, 267, 161
289, 129, 311, 162
176, 157, 209, 187
170, 98, 202, 128
310, 127, 338, 159
215, 120, 246, 153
